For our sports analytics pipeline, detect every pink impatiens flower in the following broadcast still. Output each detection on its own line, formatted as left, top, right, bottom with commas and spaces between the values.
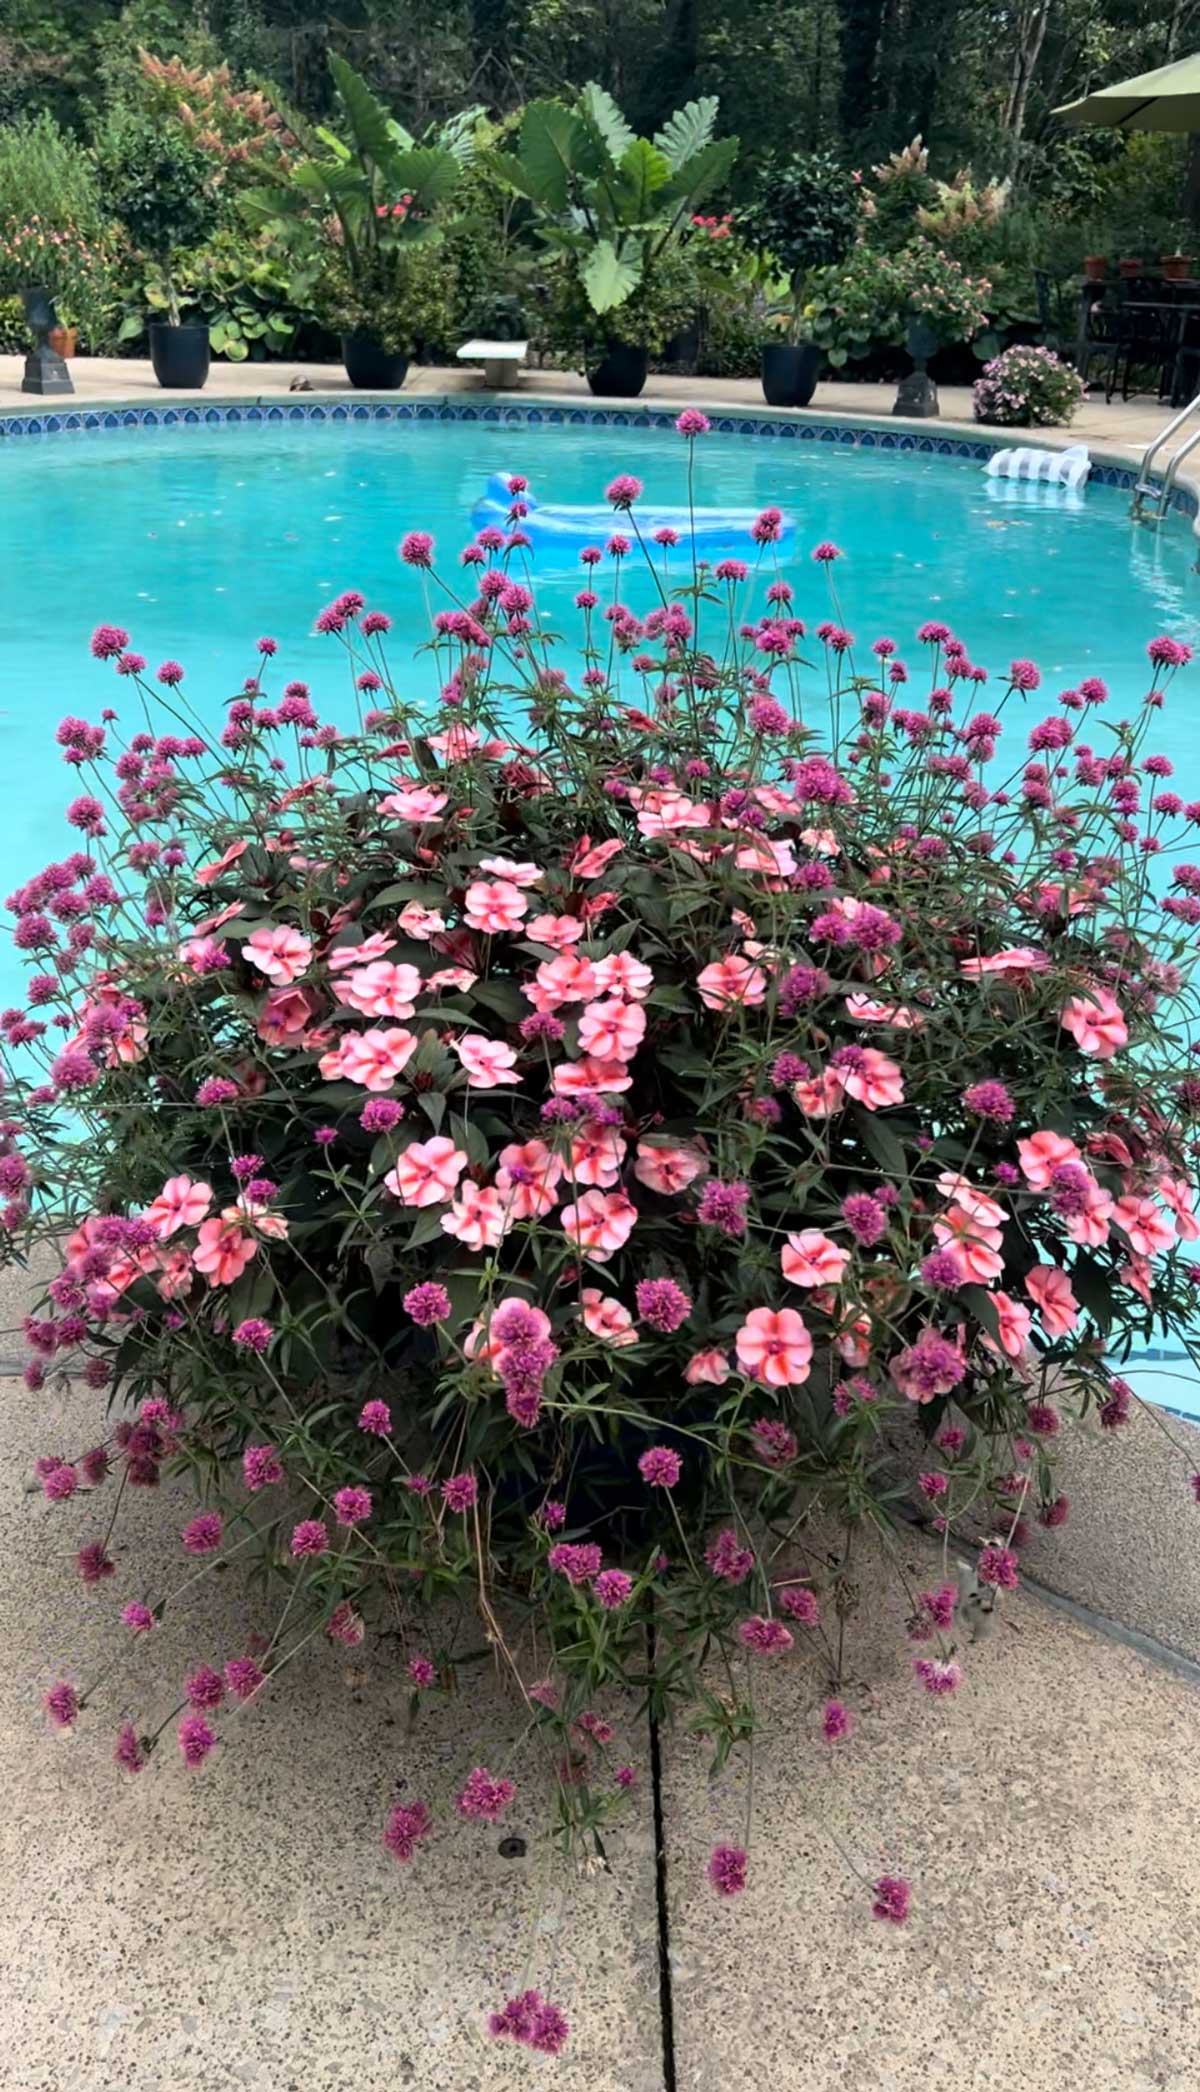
1060, 985, 1128, 1059
332, 960, 422, 1019
735, 1306, 813, 1387
633, 1141, 706, 1194
242, 923, 313, 985
685, 1347, 731, 1384
385, 1136, 468, 1207
453, 1034, 519, 1088
193, 1210, 257, 1287
560, 1189, 638, 1262
1024, 1263, 1079, 1337
985, 1290, 1034, 1358
464, 878, 528, 933
327, 1026, 418, 1091
696, 954, 768, 1010
581, 1288, 638, 1346
1112, 1195, 1175, 1258
441, 1182, 509, 1250
1018, 1129, 1082, 1188
577, 997, 646, 1062
781, 1229, 849, 1287
145, 1173, 212, 1240
495, 1138, 564, 1218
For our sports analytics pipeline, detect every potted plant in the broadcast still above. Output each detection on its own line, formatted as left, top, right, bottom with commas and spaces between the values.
1083, 252, 1108, 282
1163, 249, 1193, 281
881, 240, 992, 417
243, 57, 463, 390
487, 83, 737, 398
735, 150, 859, 408
96, 114, 221, 389
1118, 255, 1144, 278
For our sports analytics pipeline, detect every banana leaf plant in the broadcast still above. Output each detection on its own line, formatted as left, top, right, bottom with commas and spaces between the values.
486, 83, 738, 328
242, 56, 464, 307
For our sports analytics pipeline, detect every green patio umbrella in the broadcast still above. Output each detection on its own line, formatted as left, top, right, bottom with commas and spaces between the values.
1054, 53, 1200, 131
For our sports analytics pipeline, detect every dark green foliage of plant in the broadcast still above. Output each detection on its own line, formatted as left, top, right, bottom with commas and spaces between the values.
738, 151, 859, 284
95, 110, 221, 320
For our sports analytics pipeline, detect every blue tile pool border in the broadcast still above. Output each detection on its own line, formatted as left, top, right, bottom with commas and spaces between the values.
0, 390, 1192, 519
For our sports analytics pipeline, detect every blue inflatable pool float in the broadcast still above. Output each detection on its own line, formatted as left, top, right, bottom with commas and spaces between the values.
470, 472, 794, 557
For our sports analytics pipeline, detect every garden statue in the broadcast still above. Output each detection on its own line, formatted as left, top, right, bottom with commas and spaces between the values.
20, 287, 74, 397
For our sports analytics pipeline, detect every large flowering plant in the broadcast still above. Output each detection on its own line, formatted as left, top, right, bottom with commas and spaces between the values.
973, 343, 1086, 428
13, 414, 1200, 2055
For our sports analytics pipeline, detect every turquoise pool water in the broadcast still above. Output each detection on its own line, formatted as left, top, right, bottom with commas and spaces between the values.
4, 415, 1200, 901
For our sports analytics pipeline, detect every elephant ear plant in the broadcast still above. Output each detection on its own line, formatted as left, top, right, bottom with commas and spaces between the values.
242, 55, 463, 380
487, 82, 738, 392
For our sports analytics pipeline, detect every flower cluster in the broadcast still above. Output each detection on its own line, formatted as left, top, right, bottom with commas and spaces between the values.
973, 344, 1086, 429
14, 434, 1200, 2054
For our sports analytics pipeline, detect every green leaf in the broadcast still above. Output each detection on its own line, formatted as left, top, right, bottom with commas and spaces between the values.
616, 138, 670, 220
653, 96, 719, 171
329, 53, 397, 169
389, 145, 461, 214
578, 81, 635, 164
960, 1284, 1001, 1344
582, 238, 641, 315
481, 147, 537, 200
852, 1106, 908, 1181
471, 978, 525, 1023
659, 135, 739, 212
519, 100, 591, 209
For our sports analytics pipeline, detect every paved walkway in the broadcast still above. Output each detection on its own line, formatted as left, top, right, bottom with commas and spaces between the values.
3, 1249, 1199, 2091
0, 354, 1174, 470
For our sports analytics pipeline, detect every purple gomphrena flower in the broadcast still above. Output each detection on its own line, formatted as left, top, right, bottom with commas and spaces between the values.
290, 1518, 329, 1557
360, 1097, 403, 1132
242, 1443, 284, 1491
457, 1765, 516, 1820
42, 1461, 78, 1502
615, 1764, 637, 1789
77, 1541, 115, 1584
181, 1511, 223, 1555
812, 541, 841, 563
634, 1277, 692, 1332
333, 1485, 372, 1527
232, 1317, 274, 1352
177, 1713, 216, 1768
913, 1657, 962, 1695
822, 1698, 854, 1742
963, 1079, 1014, 1122
400, 531, 435, 567
594, 1568, 634, 1609
872, 1875, 911, 1924
605, 473, 642, 509
44, 1680, 79, 1728
708, 1843, 748, 1896
921, 1249, 964, 1289
487, 1990, 570, 2055
89, 624, 129, 660
195, 1077, 239, 1107
1009, 658, 1040, 691
225, 1657, 265, 1701
842, 1192, 887, 1245
675, 408, 711, 437
705, 1527, 755, 1583
403, 1281, 452, 1326
114, 1722, 145, 1775
977, 1542, 1020, 1590
156, 660, 184, 687
441, 1471, 478, 1514
696, 1179, 751, 1236
739, 1615, 794, 1655
185, 1664, 225, 1711
359, 1399, 392, 1436
408, 1655, 436, 1688
383, 1799, 433, 1862
548, 1540, 603, 1585
779, 1585, 819, 1626
122, 1601, 155, 1633
638, 1446, 682, 1489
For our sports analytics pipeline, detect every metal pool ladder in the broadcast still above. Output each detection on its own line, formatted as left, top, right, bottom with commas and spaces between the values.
1132, 392, 1200, 520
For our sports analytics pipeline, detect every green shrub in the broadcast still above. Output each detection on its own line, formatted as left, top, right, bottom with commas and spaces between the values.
972, 343, 1085, 427
0, 114, 106, 239
95, 111, 222, 324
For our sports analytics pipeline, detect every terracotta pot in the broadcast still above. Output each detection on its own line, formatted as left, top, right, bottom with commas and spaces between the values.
1118, 256, 1144, 278
48, 324, 77, 358
1083, 255, 1108, 282
1163, 254, 1193, 281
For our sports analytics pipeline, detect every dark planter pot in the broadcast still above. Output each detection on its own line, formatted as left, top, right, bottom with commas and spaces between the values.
586, 342, 648, 397
342, 335, 409, 390
663, 318, 701, 371
760, 342, 821, 408
1083, 255, 1108, 282
894, 317, 940, 418
148, 322, 210, 390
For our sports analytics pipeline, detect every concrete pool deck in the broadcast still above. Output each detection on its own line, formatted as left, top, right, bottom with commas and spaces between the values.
2, 1240, 1199, 2090
0, 353, 1184, 472
3, 358, 1200, 2088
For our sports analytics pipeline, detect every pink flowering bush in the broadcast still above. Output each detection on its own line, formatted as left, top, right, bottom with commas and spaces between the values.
12, 417, 1200, 2050
973, 343, 1085, 428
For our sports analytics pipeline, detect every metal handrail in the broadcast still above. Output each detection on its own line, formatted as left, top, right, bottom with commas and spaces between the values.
1135, 391, 1200, 497
1160, 423, 1200, 507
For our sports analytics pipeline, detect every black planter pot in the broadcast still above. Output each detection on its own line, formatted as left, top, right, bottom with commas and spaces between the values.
760, 341, 821, 408
148, 322, 210, 391
586, 342, 648, 398
342, 335, 409, 390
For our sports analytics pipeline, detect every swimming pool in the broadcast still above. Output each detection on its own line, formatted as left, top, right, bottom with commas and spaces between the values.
4, 407, 1200, 890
